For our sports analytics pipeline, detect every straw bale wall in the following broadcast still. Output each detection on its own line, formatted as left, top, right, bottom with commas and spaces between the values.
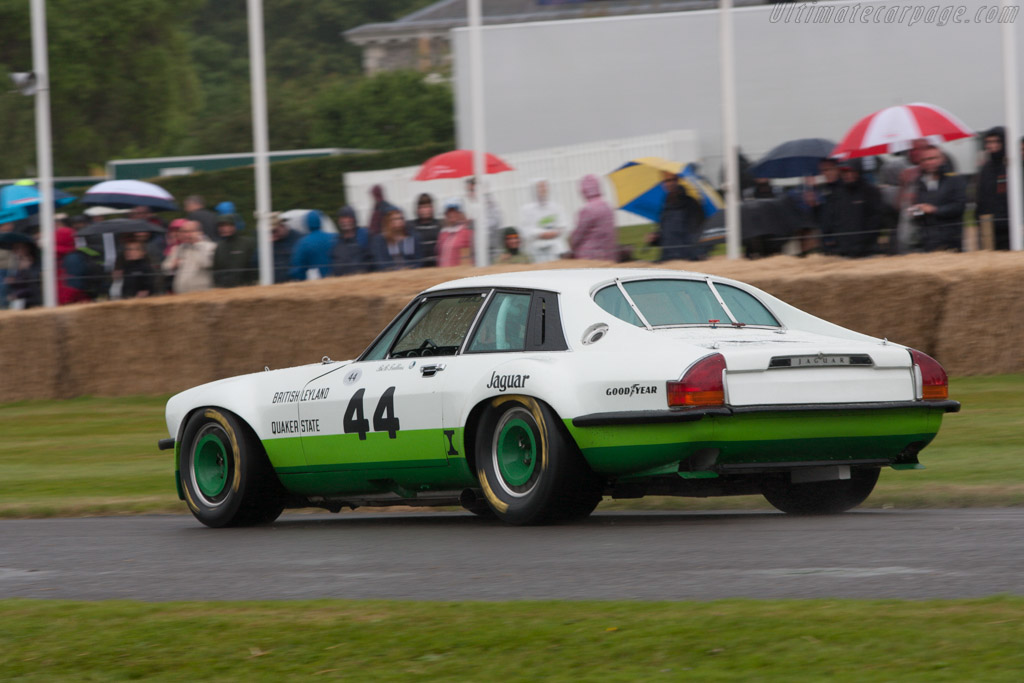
0, 253, 1020, 401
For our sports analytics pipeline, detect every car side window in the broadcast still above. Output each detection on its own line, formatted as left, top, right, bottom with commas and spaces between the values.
594, 285, 642, 327
390, 294, 485, 358
716, 284, 780, 326
467, 292, 532, 353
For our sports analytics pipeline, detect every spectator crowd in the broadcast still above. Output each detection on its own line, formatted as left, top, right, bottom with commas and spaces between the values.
738, 128, 1021, 258
1, 129, 1020, 310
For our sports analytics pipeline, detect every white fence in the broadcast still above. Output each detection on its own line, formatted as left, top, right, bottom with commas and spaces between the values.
342, 129, 700, 230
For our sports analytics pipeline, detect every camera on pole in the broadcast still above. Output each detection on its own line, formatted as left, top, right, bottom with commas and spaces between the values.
9, 72, 38, 96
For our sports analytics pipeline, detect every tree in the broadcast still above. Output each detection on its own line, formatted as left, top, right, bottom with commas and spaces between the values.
182, 0, 441, 155
0, 0, 202, 176
311, 70, 454, 150
0, 0, 448, 176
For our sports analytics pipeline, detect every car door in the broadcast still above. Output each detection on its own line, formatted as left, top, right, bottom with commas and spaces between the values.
437, 290, 565, 441
297, 291, 488, 470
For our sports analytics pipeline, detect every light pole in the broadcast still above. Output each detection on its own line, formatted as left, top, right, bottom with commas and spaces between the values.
28, 0, 57, 307
468, 0, 489, 267
247, 0, 273, 284
1002, 0, 1022, 251
720, 0, 741, 260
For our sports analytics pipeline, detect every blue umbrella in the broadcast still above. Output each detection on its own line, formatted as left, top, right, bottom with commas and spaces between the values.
748, 138, 837, 179
0, 183, 76, 222
0, 207, 24, 224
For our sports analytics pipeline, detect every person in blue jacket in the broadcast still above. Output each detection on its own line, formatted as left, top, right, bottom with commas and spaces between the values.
288, 210, 337, 280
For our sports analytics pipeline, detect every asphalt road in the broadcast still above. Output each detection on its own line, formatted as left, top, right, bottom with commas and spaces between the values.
2, 508, 1022, 601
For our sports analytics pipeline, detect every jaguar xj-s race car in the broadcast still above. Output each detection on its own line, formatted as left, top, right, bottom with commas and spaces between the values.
160, 268, 959, 527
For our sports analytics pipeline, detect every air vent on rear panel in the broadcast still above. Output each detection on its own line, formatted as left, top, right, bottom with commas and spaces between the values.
581, 323, 609, 345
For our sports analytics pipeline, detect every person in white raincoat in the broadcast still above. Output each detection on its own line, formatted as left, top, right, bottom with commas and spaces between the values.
519, 178, 569, 263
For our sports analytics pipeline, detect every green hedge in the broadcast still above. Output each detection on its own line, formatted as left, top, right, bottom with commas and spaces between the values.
67, 142, 452, 220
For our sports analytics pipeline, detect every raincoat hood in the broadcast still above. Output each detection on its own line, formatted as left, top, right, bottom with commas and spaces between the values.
986, 126, 1006, 163
55, 226, 76, 257
307, 210, 323, 231
580, 174, 602, 200
533, 177, 549, 203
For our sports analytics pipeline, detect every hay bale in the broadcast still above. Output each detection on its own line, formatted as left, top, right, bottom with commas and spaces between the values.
63, 296, 220, 397
935, 259, 1024, 375
4, 251, 1024, 401
0, 307, 63, 401
742, 272, 950, 356
207, 283, 417, 379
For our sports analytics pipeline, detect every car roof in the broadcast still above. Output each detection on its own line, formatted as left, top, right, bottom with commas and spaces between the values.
422, 268, 723, 295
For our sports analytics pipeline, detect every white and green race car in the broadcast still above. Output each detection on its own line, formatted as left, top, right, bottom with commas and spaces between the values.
161, 269, 959, 527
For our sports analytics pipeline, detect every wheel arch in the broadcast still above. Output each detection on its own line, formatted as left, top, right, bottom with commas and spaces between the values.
462, 392, 585, 483
176, 405, 284, 487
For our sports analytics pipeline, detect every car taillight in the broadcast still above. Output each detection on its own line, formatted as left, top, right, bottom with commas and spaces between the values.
909, 349, 948, 400
667, 353, 726, 408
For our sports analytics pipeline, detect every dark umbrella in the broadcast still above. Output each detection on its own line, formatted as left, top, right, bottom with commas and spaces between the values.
77, 218, 167, 237
0, 231, 41, 264
0, 231, 37, 249
749, 138, 837, 178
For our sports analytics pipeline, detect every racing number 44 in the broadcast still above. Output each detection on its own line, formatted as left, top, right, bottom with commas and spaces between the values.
343, 387, 401, 440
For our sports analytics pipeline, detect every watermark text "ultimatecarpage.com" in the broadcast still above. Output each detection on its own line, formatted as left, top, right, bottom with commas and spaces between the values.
769, 2, 1019, 27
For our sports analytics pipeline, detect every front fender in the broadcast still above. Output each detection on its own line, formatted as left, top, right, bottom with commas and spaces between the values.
164, 362, 351, 443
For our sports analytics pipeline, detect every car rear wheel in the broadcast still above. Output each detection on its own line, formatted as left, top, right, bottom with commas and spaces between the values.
179, 408, 285, 528
761, 467, 880, 515
475, 395, 602, 525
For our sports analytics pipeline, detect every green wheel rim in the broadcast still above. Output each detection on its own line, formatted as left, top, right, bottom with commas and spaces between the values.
496, 417, 537, 487
194, 433, 229, 498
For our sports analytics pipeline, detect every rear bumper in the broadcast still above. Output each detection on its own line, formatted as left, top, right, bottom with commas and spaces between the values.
567, 401, 956, 478
572, 400, 960, 427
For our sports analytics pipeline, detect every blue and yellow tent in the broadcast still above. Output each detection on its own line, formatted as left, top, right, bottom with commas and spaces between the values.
609, 157, 723, 223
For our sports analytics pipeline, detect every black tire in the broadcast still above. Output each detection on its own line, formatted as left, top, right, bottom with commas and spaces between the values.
475, 395, 602, 525
179, 408, 285, 528
761, 467, 880, 515
463, 500, 497, 519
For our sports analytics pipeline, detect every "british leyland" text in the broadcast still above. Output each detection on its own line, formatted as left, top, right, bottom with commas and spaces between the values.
271, 387, 330, 404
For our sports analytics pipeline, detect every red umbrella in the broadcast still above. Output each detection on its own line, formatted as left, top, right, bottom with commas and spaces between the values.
831, 103, 974, 160
413, 150, 514, 181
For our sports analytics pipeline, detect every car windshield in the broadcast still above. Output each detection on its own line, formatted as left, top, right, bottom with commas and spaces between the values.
594, 279, 779, 328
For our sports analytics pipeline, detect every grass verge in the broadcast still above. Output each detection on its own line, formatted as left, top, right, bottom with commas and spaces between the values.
2, 598, 1024, 681
1, 375, 1021, 518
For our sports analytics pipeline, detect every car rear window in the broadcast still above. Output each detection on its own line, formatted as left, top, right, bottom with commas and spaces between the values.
594, 279, 778, 328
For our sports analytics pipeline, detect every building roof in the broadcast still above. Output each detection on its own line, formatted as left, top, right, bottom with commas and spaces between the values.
345, 0, 769, 42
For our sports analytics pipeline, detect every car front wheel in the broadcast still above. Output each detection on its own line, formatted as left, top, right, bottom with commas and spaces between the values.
761, 467, 880, 515
179, 408, 284, 528
475, 395, 602, 525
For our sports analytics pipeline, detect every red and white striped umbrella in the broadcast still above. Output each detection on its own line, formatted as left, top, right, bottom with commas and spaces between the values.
831, 103, 974, 160
413, 150, 513, 181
